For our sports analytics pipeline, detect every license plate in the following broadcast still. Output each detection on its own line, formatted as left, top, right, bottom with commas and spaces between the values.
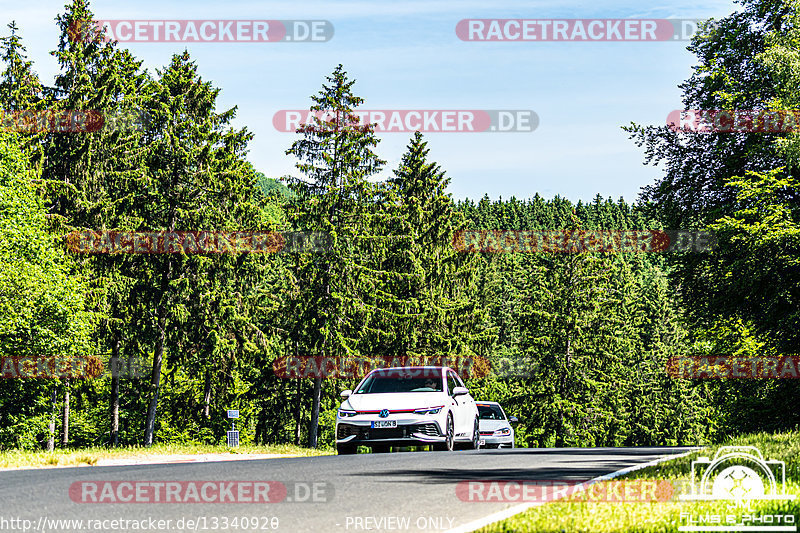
371, 420, 397, 428
479, 439, 486, 446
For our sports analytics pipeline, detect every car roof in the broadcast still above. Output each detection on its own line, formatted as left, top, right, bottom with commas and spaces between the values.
366, 366, 453, 379
370, 366, 451, 373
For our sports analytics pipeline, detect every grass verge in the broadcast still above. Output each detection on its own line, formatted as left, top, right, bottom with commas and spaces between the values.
476, 430, 800, 533
0, 443, 333, 469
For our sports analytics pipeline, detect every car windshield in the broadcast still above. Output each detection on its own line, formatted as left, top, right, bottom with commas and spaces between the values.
478, 404, 506, 420
355, 373, 443, 393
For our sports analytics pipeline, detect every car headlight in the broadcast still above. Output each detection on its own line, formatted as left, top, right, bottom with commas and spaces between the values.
413, 406, 443, 415
494, 427, 511, 436
338, 409, 357, 418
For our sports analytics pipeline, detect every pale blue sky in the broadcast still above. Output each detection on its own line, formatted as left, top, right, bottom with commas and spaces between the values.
1, 0, 737, 202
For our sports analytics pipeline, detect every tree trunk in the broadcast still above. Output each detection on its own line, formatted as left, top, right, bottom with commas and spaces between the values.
203, 371, 212, 419
307, 377, 322, 448
294, 377, 302, 446
308, 266, 332, 449
144, 313, 166, 446
47, 388, 57, 451
110, 334, 120, 447
144, 258, 172, 446
557, 335, 572, 447
293, 342, 303, 445
61, 381, 70, 447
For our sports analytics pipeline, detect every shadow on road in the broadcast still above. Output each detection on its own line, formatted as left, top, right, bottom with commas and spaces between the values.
347, 447, 694, 485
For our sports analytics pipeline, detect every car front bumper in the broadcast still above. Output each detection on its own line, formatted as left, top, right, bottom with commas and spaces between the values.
336, 419, 446, 447
479, 434, 514, 448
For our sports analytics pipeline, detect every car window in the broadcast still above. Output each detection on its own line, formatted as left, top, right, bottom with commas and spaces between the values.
355, 372, 443, 393
478, 404, 506, 420
447, 372, 459, 395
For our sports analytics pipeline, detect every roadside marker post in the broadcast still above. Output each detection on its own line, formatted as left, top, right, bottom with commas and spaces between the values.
227, 410, 240, 448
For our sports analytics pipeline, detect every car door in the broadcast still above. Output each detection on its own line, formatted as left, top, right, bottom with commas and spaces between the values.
448, 370, 470, 436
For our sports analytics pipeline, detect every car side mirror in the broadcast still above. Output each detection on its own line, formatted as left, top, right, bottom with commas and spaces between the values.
340, 389, 352, 399
452, 386, 468, 397
509, 416, 519, 423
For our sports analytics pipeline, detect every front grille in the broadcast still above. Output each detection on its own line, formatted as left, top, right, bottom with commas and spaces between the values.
337, 423, 442, 440
415, 422, 441, 437
368, 427, 406, 439
337, 423, 359, 439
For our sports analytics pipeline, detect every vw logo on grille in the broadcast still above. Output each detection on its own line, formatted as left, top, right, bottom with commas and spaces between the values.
379, 409, 390, 418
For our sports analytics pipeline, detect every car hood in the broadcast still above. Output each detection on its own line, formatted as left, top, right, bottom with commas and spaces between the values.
478, 419, 510, 431
342, 392, 447, 411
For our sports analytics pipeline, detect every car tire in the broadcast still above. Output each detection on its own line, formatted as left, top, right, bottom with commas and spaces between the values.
372, 445, 391, 453
433, 413, 454, 451
469, 417, 480, 450
337, 444, 357, 455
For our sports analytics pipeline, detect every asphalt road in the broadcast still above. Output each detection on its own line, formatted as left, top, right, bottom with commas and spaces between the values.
0, 447, 694, 533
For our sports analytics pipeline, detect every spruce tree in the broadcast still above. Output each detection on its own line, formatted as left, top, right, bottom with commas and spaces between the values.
285, 65, 384, 448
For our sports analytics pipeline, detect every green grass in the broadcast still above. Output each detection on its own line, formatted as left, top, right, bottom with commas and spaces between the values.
0, 442, 333, 469
477, 430, 800, 533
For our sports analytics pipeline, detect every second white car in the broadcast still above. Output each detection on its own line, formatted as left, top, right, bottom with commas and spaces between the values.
477, 401, 517, 448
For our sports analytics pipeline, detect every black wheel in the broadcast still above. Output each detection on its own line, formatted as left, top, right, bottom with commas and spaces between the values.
433, 413, 454, 451
372, 445, 391, 453
337, 444, 357, 455
469, 417, 480, 450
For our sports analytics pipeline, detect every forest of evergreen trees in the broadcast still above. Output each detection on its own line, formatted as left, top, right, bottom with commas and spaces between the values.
0, 0, 798, 451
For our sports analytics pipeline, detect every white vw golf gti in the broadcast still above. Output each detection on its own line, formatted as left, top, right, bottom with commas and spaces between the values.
335, 366, 479, 454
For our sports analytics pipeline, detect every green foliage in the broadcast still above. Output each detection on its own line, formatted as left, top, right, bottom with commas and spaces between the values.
625, 0, 800, 440
0, 0, 796, 454
0, 132, 94, 449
